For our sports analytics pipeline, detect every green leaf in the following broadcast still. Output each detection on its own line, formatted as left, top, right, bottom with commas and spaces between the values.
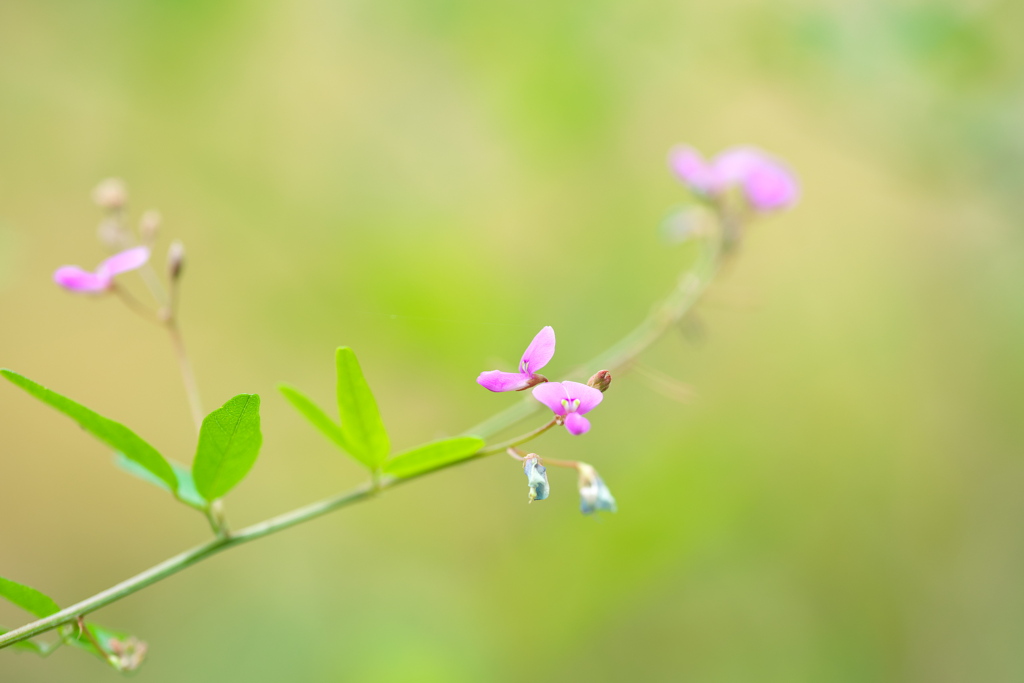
278, 383, 353, 453
0, 576, 60, 620
192, 394, 263, 501
114, 453, 207, 509
0, 369, 177, 493
335, 347, 390, 469
383, 436, 485, 479
0, 628, 46, 654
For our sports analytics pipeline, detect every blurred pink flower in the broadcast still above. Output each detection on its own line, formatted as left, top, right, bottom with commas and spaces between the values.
531, 380, 603, 435
669, 145, 799, 211
53, 246, 150, 293
477, 326, 555, 392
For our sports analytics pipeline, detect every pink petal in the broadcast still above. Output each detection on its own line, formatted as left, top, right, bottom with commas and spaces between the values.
562, 380, 603, 415
564, 412, 591, 435
477, 370, 531, 393
669, 146, 714, 192
710, 147, 763, 189
98, 246, 150, 277
531, 381, 570, 416
519, 326, 556, 375
744, 161, 799, 210
53, 266, 111, 292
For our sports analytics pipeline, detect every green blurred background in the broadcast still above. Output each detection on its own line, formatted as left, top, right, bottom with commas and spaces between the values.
2, 0, 1023, 680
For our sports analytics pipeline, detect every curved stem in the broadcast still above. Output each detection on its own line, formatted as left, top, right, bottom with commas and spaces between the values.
478, 417, 559, 455
111, 285, 161, 326
166, 319, 203, 432
0, 228, 727, 652
76, 617, 114, 668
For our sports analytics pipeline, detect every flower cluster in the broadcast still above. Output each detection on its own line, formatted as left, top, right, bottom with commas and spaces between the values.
478, 327, 616, 514
669, 145, 798, 212
477, 326, 604, 435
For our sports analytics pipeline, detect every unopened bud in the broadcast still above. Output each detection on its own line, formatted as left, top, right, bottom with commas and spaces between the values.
140, 210, 161, 244
660, 205, 713, 245
587, 369, 611, 393
92, 178, 127, 210
107, 636, 148, 672
576, 462, 617, 515
167, 240, 185, 280
523, 455, 549, 503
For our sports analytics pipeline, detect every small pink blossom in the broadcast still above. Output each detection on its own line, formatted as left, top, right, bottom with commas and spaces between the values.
53, 246, 150, 293
668, 145, 799, 211
531, 380, 603, 435
477, 326, 555, 392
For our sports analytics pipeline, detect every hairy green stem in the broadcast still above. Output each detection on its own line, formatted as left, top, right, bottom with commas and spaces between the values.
0, 230, 725, 652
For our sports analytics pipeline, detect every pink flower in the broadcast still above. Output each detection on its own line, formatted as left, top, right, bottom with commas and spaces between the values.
53, 246, 150, 293
531, 380, 603, 435
669, 146, 717, 194
477, 326, 556, 392
668, 145, 799, 211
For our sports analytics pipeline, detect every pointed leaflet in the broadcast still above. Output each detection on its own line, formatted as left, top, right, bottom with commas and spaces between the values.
335, 347, 390, 469
114, 454, 207, 509
192, 394, 263, 501
278, 383, 353, 453
0, 369, 177, 492
383, 436, 485, 479
0, 576, 60, 619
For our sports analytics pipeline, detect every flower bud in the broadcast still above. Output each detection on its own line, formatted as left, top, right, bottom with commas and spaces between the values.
577, 463, 616, 514
108, 636, 148, 672
587, 370, 611, 393
92, 178, 127, 210
660, 205, 713, 245
167, 240, 185, 281
140, 210, 161, 244
523, 455, 549, 502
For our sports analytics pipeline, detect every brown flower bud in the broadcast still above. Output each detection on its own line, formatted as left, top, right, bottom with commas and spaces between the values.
167, 240, 185, 281
587, 369, 611, 393
140, 210, 161, 244
92, 178, 127, 210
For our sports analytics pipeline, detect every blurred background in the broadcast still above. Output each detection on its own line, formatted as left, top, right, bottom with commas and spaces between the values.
2, 0, 1023, 680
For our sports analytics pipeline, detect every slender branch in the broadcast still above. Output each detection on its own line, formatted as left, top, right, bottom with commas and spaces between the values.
478, 417, 559, 455
535, 456, 580, 469
111, 285, 161, 326
0, 227, 728, 652
166, 319, 203, 432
